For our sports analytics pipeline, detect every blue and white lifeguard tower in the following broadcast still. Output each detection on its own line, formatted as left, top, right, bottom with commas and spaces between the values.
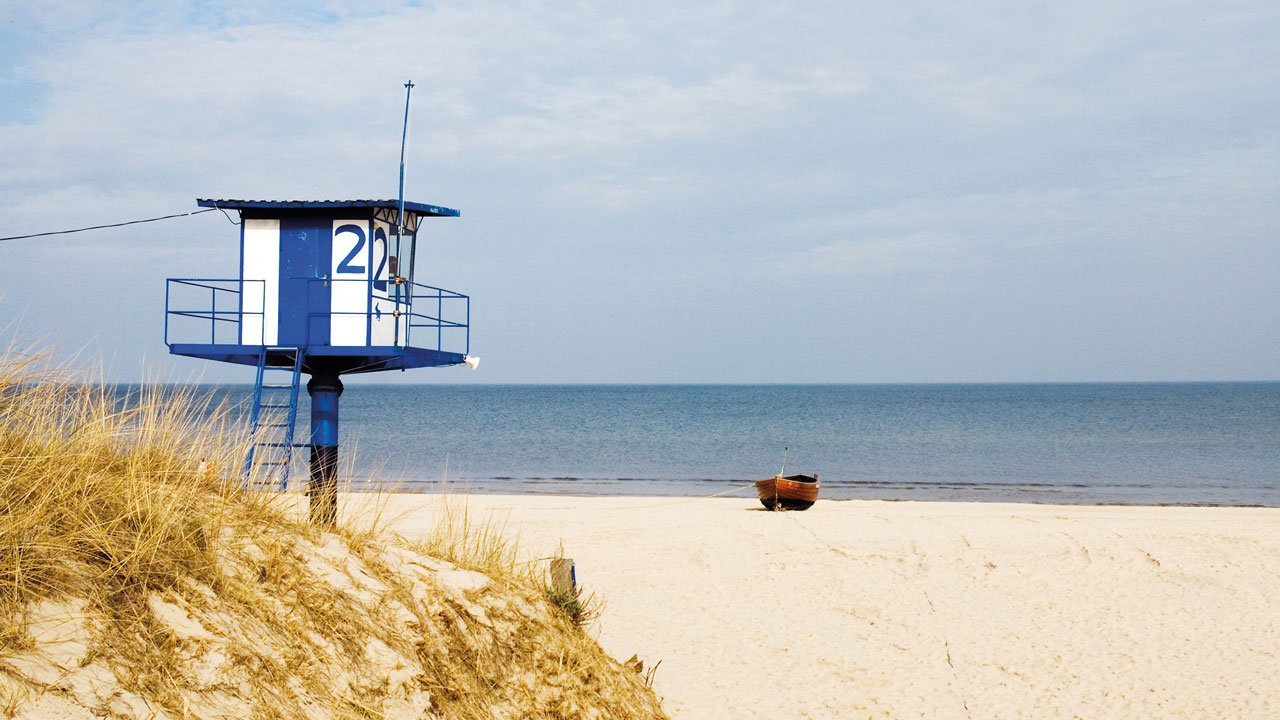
164, 197, 474, 524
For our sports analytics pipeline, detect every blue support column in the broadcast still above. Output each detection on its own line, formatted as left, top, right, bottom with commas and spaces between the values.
307, 373, 343, 527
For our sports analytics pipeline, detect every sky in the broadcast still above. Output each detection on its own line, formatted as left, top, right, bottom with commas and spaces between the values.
0, 1, 1277, 384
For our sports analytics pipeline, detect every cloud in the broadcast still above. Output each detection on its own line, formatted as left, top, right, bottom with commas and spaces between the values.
0, 3, 870, 213
782, 234, 960, 276
554, 173, 695, 212
904, 62, 1058, 120
470, 61, 867, 156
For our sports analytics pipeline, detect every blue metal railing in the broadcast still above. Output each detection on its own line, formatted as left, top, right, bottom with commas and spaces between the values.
316, 277, 470, 355
164, 278, 265, 346
411, 282, 471, 356
165, 276, 469, 356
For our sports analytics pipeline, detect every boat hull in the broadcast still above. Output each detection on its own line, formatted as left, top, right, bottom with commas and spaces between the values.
755, 474, 820, 511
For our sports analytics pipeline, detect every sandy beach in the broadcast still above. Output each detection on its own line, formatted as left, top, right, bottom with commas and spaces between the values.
351, 493, 1280, 719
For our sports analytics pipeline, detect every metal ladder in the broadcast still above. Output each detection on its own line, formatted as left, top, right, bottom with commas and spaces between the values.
243, 347, 303, 490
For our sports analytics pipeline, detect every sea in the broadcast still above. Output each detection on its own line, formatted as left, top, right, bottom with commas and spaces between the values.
129, 383, 1280, 507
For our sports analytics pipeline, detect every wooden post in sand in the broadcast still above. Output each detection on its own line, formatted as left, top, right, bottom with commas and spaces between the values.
550, 557, 576, 594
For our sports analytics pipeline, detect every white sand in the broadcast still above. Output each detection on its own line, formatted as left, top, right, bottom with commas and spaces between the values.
357, 493, 1280, 719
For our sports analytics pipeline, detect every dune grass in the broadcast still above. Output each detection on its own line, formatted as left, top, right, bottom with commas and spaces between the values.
0, 354, 251, 611
0, 351, 667, 719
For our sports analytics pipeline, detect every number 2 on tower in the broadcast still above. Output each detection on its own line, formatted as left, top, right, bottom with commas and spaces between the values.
335, 224, 366, 274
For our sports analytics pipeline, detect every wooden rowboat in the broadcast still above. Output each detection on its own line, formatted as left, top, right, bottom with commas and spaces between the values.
755, 473, 820, 511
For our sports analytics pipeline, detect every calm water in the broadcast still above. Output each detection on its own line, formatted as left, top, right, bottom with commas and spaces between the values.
133, 383, 1280, 506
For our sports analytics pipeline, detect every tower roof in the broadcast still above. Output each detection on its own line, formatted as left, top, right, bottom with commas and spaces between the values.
196, 198, 460, 217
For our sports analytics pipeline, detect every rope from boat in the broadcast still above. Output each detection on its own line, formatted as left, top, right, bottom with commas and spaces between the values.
493, 482, 759, 511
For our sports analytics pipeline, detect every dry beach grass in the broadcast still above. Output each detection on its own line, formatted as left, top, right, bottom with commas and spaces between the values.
0, 350, 666, 719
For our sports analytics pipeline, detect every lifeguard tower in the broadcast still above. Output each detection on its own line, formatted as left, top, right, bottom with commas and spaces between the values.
164, 197, 473, 524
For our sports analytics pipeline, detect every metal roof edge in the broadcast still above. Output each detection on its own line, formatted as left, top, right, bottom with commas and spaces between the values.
196, 198, 460, 217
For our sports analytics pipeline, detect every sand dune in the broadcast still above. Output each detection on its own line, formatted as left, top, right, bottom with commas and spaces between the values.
367, 494, 1280, 719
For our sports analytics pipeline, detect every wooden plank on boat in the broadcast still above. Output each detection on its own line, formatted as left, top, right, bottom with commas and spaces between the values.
754, 473, 820, 511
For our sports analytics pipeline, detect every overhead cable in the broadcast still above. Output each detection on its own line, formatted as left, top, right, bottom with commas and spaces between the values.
0, 206, 231, 243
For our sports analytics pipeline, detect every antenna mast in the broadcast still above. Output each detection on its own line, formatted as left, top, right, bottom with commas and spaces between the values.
397, 80, 414, 235
394, 80, 415, 345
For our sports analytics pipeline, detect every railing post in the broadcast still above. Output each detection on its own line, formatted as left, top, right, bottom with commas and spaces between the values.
406, 288, 413, 347
258, 279, 265, 345
437, 290, 443, 351
393, 281, 402, 346
163, 281, 170, 346
365, 277, 373, 349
